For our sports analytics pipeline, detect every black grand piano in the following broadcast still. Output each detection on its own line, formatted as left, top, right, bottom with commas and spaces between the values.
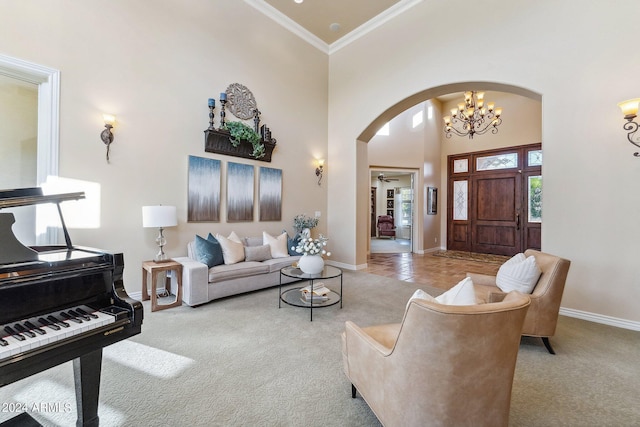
0, 188, 143, 427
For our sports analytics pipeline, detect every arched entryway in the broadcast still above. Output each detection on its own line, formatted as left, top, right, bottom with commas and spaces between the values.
356, 82, 542, 263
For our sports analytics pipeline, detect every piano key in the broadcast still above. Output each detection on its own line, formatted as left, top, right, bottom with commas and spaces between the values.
14, 323, 36, 338
3, 325, 25, 341
60, 311, 83, 324
38, 317, 61, 331
24, 321, 46, 335
0, 305, 117, 363
75, 307, 99, 319
68, 309, 90, 321
47, 314, 70, 328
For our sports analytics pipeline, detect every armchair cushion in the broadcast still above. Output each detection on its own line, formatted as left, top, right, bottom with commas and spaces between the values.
496, 253, 541, 294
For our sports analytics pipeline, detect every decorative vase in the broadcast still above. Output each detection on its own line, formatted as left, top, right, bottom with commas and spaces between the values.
298, 254, 324, 274
301, 228, 311, 238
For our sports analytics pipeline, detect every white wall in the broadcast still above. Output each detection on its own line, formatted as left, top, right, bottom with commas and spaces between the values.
328, 0, 640, 325
0, 0, 328, 294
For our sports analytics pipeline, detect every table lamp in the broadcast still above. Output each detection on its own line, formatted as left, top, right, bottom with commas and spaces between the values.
142, 205, 177, 262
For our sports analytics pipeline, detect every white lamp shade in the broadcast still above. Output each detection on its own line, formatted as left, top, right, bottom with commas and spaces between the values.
142, 205, 177, 228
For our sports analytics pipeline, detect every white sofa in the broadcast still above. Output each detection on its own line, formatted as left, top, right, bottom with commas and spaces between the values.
173, 235, 301, 306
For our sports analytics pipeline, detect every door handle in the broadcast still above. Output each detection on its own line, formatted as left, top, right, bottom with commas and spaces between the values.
516, 213, 520, 230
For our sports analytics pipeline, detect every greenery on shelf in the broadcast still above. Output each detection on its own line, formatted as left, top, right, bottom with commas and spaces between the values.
223, 121, 265, 159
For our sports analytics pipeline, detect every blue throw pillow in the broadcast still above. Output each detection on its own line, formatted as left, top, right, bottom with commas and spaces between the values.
285, 230, 301, 256
194, 234, 224, 268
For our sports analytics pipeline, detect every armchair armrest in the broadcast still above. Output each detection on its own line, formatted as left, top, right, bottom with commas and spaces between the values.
173, 256, 209, 306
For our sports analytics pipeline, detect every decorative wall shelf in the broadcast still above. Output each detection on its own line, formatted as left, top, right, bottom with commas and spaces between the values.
204, 128, 276, 162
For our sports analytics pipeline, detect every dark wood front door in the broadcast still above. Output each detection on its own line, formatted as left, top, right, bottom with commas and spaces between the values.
447, 143, 542, 256
471, 172, 522, 255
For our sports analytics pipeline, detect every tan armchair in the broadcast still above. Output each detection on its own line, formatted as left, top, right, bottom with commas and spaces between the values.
341, 292, 530, 427
467, 249, 571, 354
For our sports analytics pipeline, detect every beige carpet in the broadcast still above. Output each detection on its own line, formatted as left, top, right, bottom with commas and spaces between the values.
1, 271, 638, 426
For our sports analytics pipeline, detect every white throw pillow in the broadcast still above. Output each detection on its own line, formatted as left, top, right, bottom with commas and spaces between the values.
435, 277, 476, 305
216, 232, 245, 264
496, 253, 541, 294
406, 289, 436, 310
263, 231, 289, 258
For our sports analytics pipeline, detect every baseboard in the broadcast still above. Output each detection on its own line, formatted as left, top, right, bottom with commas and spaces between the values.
560, 307, 640, 331
128, 291, 143, 301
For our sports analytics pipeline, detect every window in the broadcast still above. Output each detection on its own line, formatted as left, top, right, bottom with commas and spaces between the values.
412, 111, 423, 128
399, 188, 412, 226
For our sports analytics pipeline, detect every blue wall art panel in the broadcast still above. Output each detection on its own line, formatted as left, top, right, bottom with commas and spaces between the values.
188, 155, 221, 222
259, 167, 282, 221
227, 162, 254, 222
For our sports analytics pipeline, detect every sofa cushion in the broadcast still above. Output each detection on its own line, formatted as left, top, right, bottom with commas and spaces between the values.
216, 232, 245, 264
244, 244, 273, 262
496, 253, 541, 294
435, 277, 476, 305
207, 261, 269, 283
263, 255, 299, 273
194, 234, 224, 268
263, 231, 289, 258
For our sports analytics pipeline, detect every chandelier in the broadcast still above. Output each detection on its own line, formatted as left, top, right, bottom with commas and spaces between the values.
443, 91, 502, 139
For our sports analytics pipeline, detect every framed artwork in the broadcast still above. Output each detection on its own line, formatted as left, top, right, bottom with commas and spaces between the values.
386, 189, 394, 199
187, 155, 220, 222
387, 200, 394, 208
386, 210, 393, 217
427, 186, 437, 215
227, 162, 254, 222
259, 167, 282, 221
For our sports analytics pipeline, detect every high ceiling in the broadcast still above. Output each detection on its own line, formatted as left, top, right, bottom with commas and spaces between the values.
262, 0, 400, 44
250, 0, 410, 48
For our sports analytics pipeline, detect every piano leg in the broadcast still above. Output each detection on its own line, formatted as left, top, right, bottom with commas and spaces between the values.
72, 349, 102, 427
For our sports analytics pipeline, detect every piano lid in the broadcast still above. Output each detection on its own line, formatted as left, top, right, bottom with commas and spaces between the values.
0, 187, 86, 265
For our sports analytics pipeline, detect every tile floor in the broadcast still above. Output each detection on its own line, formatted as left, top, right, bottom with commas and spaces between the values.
363, 252, 501, 291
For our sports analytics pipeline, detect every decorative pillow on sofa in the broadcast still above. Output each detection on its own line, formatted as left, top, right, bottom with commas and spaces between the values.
284, 230, 301, 256
496, 253, 541, 294
263, 231, 289, 258
215, 232, 245, 264
194, 234, 224, 268
244, 244, 273, 262
435, 277, 476, 305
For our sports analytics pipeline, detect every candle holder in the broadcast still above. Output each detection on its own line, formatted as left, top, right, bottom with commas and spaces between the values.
208, 99, 216, 130
253, 108, 261, 134
220, 99, 227, 128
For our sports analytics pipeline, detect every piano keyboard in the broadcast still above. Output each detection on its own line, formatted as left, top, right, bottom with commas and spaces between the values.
0, 305, 117, 362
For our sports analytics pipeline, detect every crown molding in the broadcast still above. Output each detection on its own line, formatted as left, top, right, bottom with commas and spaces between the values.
244, 0, 330, 54
245, 0, 423, 55
329, 0, 423, 54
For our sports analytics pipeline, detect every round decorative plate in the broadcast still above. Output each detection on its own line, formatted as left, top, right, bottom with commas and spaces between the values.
225, 83, 258, 120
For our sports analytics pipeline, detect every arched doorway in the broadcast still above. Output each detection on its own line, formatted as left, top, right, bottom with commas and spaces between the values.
356, 82, 542, 263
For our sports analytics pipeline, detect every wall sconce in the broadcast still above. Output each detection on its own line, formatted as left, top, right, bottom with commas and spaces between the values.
617, 98, 640, 157
100, 114, 116, 162
315, 159, 324, 185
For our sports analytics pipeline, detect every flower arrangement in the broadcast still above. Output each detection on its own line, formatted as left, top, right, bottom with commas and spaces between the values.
293, 214, 319, 233
292, 234, 331, 257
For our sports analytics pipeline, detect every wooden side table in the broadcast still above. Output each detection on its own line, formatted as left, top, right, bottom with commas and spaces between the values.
142, 260, 183, 312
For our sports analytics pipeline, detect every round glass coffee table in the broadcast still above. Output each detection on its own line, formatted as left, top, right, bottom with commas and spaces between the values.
279, 265, 343, 321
